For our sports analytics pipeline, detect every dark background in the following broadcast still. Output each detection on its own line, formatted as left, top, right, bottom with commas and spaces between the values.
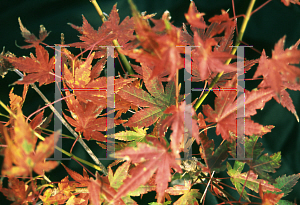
0, 0, 300, 204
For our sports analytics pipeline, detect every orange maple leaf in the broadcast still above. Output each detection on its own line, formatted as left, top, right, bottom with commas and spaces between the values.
1, 105, 59, 177
5, 45, 55, 86
0, 178, 35, 205
259, 183, 284, 205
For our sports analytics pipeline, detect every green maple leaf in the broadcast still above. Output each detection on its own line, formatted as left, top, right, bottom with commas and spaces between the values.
274, 173, 300, 197
228, 135, 281, 183
117, 65, 176, 128
173, 189, 201, 205
108, 160, 155, 204
227, 161, 281, 202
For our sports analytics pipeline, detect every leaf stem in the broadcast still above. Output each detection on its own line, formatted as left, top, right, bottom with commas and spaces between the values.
112, 40, 134, 75
90, 0, 106, 22
199, 172, 241, 204
193, 0, 256, 111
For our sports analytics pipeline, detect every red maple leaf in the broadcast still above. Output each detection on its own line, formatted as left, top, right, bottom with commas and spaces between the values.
123, 0, 184, 81
62, 164, 90, 188
39, 176, 75, 204
161, 102, 200, 159
63, 91, 108, 141
184, 1, 207, 29
202, 78, 274, 141
5, 45, 55, 86
192, 33, 236, 81
112, 140, 182, 203
68, 4, 134, 58
89, 172, 126, 205
208, 9, 236, 38
281, 0, 300, 6
117, 66, 176, 129
254, 36, 300, 98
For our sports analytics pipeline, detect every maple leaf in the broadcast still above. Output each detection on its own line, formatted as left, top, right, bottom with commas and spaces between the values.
8, 87, 27, 111
103, 4, 135, 46
84, 55, 107, 81
192, 33, 236, 81
184, 1, 207, 29
259, 183, 284, 205
68, 15, 114, 53
228, 135, 281, 183
202, 78, 274, 141
165, 180, 192, 196
0, 178, 35, 205
63, 51, 136, 107
227, 161, 281, 202
89, 172, 126, 205
254, 36, 300, 99
274, 173, 300, 197
166, 180, 208, 204
281, 0, 300, 6
62, 164, 90, 188
108, 161, 149, 204
124, 0, 184, 81
39, 176, 74, 205
106, 127, 149, 151
208, 9, 236, 38
114, 93, 139, 119
68, 4, 134, 58
17, 17, 49, 49
108, 161, 131, 189
198, 133, 228, 173
112, 140, 182, 203
160, 102, 200, 158
117, 66, 176, 128
4, 87, 29, 127
1, 105, 59, 177
5, 45, 55, 86
63, 91, 107, 141
173, 189, 201, 205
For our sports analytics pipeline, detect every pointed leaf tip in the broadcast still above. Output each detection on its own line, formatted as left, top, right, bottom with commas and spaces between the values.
294, 112, 299, 122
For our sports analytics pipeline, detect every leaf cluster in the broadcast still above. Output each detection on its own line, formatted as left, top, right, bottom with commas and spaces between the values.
1, 0, 300, 204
